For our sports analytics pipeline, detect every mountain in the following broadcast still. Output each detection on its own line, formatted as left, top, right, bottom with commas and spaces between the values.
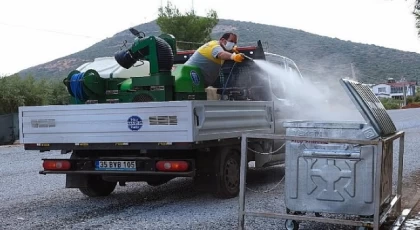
16, 19, 420, 84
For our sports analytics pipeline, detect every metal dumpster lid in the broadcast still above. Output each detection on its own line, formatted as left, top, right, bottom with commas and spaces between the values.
339, 78, 397, 136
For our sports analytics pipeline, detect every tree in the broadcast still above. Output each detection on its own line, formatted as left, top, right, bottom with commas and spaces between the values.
0, 75, 70, 115
47, 79, 71, 105
0, 75, 25, 114
156, 1, 219, 50
414, 1, 420, 35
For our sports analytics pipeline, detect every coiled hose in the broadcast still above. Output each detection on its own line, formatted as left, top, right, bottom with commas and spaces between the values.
69, 72, 87, 103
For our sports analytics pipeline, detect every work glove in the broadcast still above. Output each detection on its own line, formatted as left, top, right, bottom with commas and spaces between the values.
231, 53, 245, 62
232, 45, 239, 54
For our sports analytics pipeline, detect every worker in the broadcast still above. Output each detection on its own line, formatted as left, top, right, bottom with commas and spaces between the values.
185, 32, 245, 87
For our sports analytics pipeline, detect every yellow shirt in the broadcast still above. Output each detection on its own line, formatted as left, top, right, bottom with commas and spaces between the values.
185, 40, 226, 86
195, 40, 225, 65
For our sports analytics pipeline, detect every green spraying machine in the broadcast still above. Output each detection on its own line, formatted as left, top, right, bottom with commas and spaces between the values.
63, 28, 207, 104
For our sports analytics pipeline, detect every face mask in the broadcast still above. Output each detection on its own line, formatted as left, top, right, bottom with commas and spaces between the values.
224, 41, 234, 51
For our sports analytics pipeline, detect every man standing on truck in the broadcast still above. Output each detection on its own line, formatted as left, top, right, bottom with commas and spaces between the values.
185, 32, 245, 87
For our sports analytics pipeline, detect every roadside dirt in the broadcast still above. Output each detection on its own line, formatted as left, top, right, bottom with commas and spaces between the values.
402, 103, 420, 109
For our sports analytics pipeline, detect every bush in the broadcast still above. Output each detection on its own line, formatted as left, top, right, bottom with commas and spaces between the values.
382, 102, 400, 110
379, 98, 401, 110
406, 96, 415, 104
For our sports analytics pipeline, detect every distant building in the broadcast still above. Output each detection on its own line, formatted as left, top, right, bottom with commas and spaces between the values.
371, 78, 417, 99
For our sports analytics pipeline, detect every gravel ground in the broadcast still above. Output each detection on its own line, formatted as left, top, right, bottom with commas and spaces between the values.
1, 108, 420, 230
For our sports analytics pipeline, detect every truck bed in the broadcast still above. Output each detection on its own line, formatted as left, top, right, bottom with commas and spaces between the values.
19, 101, 274, 145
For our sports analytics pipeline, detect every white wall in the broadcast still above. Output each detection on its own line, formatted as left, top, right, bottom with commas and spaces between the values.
372, 84, 391, 98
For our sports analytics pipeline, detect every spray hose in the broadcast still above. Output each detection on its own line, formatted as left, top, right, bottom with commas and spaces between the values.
220, 62, 237, 99
69, 72, 87, 103
220, 55, 253, 99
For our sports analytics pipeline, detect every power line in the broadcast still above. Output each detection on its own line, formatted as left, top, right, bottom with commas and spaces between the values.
0, 21, 103, 39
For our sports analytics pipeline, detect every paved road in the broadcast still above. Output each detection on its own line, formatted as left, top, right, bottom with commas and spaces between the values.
1, 108, 420, 230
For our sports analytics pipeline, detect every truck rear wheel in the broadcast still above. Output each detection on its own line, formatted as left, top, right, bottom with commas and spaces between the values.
79, 175, 117, 197
214, 147, 240, 199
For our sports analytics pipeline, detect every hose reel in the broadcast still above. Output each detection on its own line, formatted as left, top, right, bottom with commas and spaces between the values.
64, 69, 104, 103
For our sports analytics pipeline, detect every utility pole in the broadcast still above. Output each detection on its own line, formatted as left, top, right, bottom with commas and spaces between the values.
350, 63, 356, 80
400, 76, 407, 107
403, 83, 407, 107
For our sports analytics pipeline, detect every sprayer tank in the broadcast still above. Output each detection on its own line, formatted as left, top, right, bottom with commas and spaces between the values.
76, 57, 150, 79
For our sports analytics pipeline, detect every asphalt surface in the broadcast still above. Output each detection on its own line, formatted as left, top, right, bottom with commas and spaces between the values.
1, 108, 420, 230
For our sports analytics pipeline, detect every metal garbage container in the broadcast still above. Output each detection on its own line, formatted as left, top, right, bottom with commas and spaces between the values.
283, 79, 397, 216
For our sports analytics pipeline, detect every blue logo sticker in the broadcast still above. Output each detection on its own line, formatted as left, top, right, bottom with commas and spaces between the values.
127, 116, 143, 131
190, 70, 200, 86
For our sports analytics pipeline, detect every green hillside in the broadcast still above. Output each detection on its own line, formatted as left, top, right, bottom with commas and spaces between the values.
17, 19, 420, 84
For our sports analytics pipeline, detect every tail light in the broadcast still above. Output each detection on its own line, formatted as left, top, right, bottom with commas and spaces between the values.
156, 161, 189, 172
43, 160, 71, 170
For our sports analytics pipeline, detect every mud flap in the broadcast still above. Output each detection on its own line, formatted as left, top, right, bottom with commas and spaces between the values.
66, 150, 89, 188
193, 150, 218, 193
66, 174, 88, 188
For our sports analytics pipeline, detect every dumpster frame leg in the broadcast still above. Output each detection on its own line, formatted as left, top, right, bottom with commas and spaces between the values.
238, 135, 247, 229
373, 140, 383, 230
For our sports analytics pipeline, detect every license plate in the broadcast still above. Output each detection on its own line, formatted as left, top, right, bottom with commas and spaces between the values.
95, 160, 136, 171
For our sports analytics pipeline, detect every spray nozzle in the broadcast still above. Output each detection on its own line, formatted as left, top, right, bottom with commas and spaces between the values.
242, 54, 254, 61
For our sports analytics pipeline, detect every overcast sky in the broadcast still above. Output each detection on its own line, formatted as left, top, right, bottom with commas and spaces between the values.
0, 0, 419, 75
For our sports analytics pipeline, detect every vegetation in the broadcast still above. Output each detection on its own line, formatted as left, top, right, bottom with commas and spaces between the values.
0, 75, 69, 115
380, 98, 403, 110
156, 1, 218, 50
414, 1, 420, 36
379, 91, 420, 110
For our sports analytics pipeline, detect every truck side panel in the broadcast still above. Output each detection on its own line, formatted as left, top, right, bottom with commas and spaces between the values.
19, 102, 194, 144
19, 101, 274, 145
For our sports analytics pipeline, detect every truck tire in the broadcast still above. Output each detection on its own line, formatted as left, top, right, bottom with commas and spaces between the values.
79, 175, 117, 197
213, 147, 241, 199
